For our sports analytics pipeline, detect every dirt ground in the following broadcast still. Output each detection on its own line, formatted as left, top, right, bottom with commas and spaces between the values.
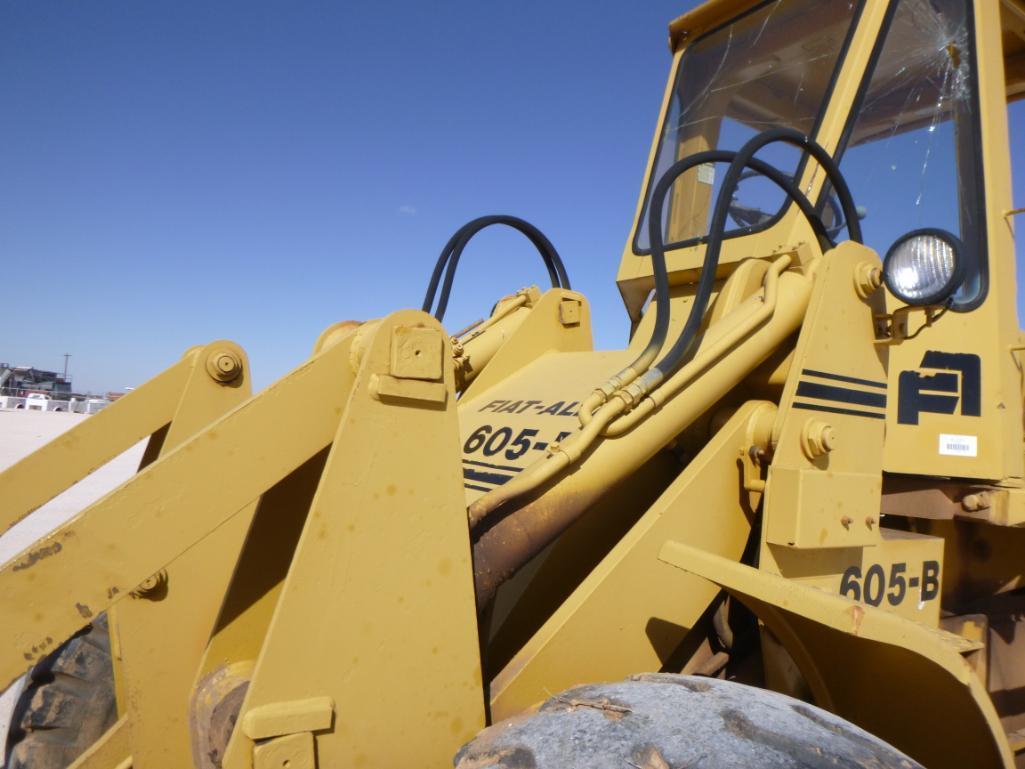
0, 410, 145, 748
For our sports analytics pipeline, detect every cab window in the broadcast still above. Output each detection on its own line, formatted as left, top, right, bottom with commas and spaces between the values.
634, 0, 862, 253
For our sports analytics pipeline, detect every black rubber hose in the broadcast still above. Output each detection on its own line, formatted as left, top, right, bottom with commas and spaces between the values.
623, 147, 834, 397
436, 220, 566, 321
422, 215, 570, 321
648, 127, 862, 384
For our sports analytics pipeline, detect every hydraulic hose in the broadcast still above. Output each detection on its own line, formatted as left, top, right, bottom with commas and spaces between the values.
604, 255, 790, 437
468, 255, 790, 528
579, 148, 833, 425
469, 129, 862, 527
472, 266, 814, 607
422, 215, 570, 321
642, 128, 861, 394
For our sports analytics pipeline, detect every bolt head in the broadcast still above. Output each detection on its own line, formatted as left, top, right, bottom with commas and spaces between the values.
854, 261, 883, 299
207, 350, 243, 383
820, 426, 837, 452
961, 492, 990, 512
800, 419, 837, 460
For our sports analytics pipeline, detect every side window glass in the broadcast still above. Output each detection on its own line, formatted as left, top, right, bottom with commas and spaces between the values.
827, 0, 985, 308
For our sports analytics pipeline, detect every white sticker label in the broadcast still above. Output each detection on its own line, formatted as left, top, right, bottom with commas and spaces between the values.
697, 163, 716, 185
939, 433, 977, 457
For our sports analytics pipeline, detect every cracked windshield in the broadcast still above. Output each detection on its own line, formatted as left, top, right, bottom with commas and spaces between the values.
635, 0, 861, 252
831, 0, 984, 305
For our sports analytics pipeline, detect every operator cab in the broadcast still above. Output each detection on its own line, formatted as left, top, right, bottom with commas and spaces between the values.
619, 0, 1024, 485
619, 0, 1023, 319
633, 0, 860, 253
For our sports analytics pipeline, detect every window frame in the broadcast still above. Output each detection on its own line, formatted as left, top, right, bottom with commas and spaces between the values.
631, 0, 867, 257
821, 0, 989, 311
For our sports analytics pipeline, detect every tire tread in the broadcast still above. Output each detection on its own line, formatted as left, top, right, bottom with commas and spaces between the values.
5, 617, 116, 769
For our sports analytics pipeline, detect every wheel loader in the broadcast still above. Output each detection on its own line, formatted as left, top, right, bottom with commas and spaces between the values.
3, 0, 1025, 766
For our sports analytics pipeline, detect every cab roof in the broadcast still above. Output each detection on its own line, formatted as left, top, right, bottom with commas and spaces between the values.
668, 0, 1025, 101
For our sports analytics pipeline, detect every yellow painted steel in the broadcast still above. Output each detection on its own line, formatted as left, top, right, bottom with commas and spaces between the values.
190, 454, 330, 707
109, 341, 255, 768
0, 327, 357, 691
187, 325, 358, 708
659, 540, 1013, 769
880, 0, 1024, 483
761, 243, 887, 551
0, 354, 192, 534
0, 340, 255, 769
460, 287, 593, 399
220, 311, 484, 769
489, 400, 777, 719
3, 1, 1025, 768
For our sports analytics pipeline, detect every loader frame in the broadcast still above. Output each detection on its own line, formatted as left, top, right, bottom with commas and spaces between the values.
2, 0, 1025, 767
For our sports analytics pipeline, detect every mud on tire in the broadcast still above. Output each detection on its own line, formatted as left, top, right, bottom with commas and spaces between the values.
455, 674, 923, 769
5, 616, 117, 769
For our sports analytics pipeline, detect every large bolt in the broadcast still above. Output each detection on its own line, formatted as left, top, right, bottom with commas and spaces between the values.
131, 570, 168, 600
800, 420, 836, 460
207, 350, 243, 383
961, 492, 991, 512
854, 261, 883, 300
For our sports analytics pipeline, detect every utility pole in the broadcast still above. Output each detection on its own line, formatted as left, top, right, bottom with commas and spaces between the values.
63, 353, 71, 380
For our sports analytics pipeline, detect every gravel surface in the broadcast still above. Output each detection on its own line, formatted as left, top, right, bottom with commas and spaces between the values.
0, 410, 146, 748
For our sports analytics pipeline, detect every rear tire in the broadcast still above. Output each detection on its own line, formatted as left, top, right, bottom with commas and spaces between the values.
4, 617, 117, 769
456, 674, 922, 769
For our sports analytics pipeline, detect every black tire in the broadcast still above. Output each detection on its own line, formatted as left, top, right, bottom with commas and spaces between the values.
5, 616, 117, 769
455, 674, 923, 769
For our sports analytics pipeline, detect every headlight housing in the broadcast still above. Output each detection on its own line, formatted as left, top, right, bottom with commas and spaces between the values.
882, 229, 965, 306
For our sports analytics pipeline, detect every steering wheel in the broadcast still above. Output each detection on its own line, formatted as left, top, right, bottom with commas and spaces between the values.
727, 169, 864, 239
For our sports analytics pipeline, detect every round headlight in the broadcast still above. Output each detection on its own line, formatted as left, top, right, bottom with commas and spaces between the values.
882, 228, 965, 306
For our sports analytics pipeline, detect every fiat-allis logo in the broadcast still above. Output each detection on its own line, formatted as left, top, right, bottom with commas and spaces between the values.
896, 351, 981, 425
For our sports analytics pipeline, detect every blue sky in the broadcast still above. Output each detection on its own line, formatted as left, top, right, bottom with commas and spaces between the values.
2, 2, 1023, 394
